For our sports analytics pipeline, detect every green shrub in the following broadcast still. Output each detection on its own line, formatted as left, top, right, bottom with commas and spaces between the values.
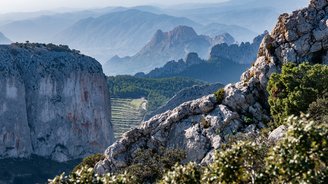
214, 88, 225, 103
159, 162, 201, 184
307, 94, 328, 122
202, 141, 266, 184
50, 166, 136, 184
122, 148, 186, 183
267, 63, 328, 127
72, 153, 104, 173
263, 114, 328, 183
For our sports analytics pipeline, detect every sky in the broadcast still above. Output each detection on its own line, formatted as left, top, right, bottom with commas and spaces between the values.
0, 0, 228, 13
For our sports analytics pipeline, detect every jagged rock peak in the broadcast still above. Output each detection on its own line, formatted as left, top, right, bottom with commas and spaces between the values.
0, 43, 114, 162
95, 1, 324, 174
168, 25, 198, 41
149, 26, 198, 46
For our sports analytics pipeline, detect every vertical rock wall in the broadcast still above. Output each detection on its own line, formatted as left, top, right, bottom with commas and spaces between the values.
0, 43, 114, 162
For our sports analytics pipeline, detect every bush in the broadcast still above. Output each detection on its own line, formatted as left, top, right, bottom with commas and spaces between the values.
72, 153, 104, 173
159, 162, 201, 184
202, 141, 266, 184
264, 114, 328, 183
214, 88, 225, 103
122, 148, 186, 183
307, 94, 328, 122
267, 63, 328, 127
50, 166, 136, 184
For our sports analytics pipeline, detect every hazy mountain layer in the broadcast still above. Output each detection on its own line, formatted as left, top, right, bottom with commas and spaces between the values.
0, 32, 11, 44
105, 26, 235, 75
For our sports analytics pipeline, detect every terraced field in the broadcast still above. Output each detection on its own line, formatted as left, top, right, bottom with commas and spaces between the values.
111, 98, 147, 139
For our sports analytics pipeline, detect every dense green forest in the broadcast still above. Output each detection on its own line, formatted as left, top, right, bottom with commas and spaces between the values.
51, 63, 328, 184
107, 75, 205, 111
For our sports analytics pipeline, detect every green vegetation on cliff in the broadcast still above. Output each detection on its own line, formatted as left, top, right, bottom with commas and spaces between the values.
267, 63, 328, 127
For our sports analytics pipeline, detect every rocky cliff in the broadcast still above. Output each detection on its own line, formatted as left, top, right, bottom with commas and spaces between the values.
95, 0, 327, 174
144, 83, 224, 120
0, 43, 114, 162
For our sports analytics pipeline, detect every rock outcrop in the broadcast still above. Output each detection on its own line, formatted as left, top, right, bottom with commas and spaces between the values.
95, 0, 327, 174
0, 43, 114, 162
144, 83, 224, 120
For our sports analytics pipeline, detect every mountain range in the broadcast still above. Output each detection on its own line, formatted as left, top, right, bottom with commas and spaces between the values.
105, 26, 235, 75
0, 0, 308, 65
209, 31, 268, 64
134, 32, 266, 83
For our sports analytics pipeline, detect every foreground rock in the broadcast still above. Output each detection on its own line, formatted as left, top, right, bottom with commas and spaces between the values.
144, 83, 224, 120
0, 43, 114, 162
96, 0, 327, 174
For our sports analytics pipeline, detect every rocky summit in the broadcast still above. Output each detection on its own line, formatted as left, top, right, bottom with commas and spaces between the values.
95, 0, 328, 174
0, 43, 114, 162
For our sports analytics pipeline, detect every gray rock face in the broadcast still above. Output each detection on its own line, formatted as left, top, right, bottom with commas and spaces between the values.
96, 1, 328, 174
0, 43, 114, 162
268, 125, 287, 142
144, 83, 224, 120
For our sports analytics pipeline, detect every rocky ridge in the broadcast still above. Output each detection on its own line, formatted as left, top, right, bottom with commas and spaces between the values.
144, 83, 224, 120
0, 43, 114, 162
95, 0, 327, 174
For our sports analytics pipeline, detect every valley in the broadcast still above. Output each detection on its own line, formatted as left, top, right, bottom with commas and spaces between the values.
111, 98, 147, 139
0, 0, 326, 184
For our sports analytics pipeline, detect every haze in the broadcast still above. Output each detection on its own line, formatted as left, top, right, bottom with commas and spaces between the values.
0, 0, 228, 13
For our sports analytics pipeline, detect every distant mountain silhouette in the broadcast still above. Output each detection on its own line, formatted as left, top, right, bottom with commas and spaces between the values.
135, 52, 248, 84
55, 9, 199, 61
134, 32, 267, 83
210, 31, 268, 64
105, 25, 235, 75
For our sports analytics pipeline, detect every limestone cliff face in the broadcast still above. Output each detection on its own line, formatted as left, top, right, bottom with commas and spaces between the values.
95, 0, 327, 174
0, 43, 114, 162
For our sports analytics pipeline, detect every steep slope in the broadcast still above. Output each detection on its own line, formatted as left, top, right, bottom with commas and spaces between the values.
95, 1, 324, 174
0, 32, 11, 44
105, 26, 234, 75
0, 43, 114, 162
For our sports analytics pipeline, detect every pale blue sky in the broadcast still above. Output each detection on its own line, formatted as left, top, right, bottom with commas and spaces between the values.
0, 0, 228, 13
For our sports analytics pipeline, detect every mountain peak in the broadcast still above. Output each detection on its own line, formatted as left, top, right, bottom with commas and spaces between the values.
168, 25, 198, 43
